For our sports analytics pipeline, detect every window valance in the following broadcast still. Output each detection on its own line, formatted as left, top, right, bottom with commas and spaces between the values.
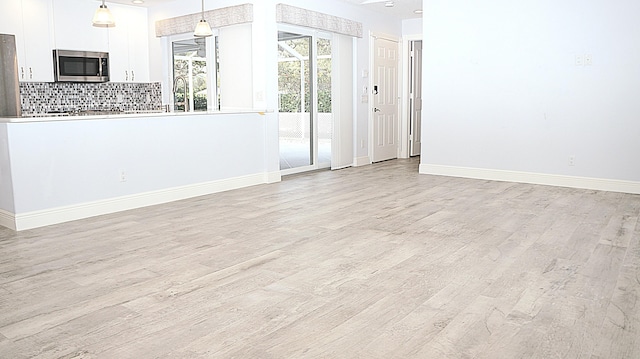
155, 3, 253, 37
276, 4, 363, 38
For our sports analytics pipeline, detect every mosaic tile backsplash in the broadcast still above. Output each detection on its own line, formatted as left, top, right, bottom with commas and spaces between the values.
20, 82, 163, 115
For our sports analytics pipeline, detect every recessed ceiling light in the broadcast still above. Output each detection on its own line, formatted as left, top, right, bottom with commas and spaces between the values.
132, 0, 144, 4
414, 9, 423, 14
384, 1, 394, 7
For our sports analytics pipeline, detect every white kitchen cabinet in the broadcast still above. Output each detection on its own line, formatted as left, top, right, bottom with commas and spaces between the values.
0, 2, 23, 37
52, 0, 109, 52
0, 2, 23, 40
107, 4, 149, 83
0, 0, 149, 83
0, 0, 54, 82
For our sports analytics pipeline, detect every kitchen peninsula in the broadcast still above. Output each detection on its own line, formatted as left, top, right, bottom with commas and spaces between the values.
0, 109, 280, 231
0, 0, 283, 231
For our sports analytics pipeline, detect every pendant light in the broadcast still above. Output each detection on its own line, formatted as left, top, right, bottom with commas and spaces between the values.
93, 0, 115, 27
194, 0, 213, 37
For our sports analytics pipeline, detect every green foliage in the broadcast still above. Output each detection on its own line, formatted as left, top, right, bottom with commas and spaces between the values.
173, 56, 209, 112
194, 94, 207, 111
278, 38, 332, 113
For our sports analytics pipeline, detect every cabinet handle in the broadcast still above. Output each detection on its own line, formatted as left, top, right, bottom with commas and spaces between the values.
29, 67, 33, 79
131, 70, 134, 82
125, 70, 128, 81
21, 67, 24, 79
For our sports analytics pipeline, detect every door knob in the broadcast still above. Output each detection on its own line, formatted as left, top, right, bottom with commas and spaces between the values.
374, 108, 381, 112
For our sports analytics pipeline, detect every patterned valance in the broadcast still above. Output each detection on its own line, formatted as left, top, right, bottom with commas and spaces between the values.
155, 4, 253, 37
276, 4, 363, 38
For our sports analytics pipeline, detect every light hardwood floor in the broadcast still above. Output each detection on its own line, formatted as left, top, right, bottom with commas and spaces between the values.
1, 158, 639, 358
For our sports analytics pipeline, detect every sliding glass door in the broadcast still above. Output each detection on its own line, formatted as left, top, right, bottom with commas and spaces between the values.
277, 28, 332, 174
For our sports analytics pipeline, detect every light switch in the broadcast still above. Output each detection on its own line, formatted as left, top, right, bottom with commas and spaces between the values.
362, 69, 369, 78
361, 95, 368, 103
575, 55, 584, 66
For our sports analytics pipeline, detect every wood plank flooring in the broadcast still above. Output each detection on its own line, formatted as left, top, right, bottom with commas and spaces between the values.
1, 157, 639, 358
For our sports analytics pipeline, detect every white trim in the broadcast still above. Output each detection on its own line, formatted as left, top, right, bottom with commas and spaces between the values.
400, 34, 422, 159
420, 164, 640, 194
354, 156, 371, 167
264, 171, 282, 183
5, 173, 278, 231
331, 164, 353, 171
0, 209, 15, 231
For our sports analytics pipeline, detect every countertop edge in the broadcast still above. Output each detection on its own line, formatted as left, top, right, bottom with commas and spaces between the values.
0, 109, 275, 123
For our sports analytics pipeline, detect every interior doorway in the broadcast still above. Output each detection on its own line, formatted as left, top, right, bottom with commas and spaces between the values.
371, 35, 400, 163
409, 40, 422, 156
277, 30, 333, 174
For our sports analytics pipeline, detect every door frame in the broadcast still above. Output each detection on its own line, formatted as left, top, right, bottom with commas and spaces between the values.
368, 32, 401, 163
400, 34, 423, 159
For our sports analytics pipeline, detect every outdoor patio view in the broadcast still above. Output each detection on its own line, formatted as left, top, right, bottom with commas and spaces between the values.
172, 37, 220, 112
278, 31, 332, 171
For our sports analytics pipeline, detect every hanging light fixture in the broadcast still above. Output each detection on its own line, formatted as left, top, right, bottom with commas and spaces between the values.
194, 0, 213, 37
93, 0, 115, 27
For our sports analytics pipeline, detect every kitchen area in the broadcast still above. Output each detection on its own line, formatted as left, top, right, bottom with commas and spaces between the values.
0, 0, 280, 231
0, 0, 166, 117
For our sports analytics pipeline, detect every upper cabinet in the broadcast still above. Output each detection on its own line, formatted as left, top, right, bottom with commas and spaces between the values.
107, 4, 150, 83
0, 0, 55, 82
0, 0, 150, 84
52, 0, 109, 52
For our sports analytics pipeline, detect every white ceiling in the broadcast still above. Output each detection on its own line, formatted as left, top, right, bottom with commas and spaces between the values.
102, 0, 423, 20
338, 0, 423, 19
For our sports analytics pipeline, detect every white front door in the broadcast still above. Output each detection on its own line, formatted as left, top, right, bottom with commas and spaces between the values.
372, 36, 399, 162
410, 40, 423, 156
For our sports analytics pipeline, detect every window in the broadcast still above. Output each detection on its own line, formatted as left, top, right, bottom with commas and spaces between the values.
170, 35, 220, 112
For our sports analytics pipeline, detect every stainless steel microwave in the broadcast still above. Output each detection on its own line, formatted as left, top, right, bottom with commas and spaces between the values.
53, 49, 109, 82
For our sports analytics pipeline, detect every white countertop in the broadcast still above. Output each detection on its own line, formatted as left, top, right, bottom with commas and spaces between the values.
0, 109, 274, 123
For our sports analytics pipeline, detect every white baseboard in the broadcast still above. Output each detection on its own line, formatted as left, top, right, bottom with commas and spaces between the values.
420, 164, 640, 195
264, 170, 282, 183
354, 156, 371, 167
6, 172, 278, 231
0, 209, 15, 231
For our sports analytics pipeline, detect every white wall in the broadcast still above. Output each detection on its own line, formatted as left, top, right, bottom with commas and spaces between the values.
0, 124, 15, 213
219, 24, 253, 110
6, 114, 267, 214
421, 0, 640, 186
402, 18, 422, 36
